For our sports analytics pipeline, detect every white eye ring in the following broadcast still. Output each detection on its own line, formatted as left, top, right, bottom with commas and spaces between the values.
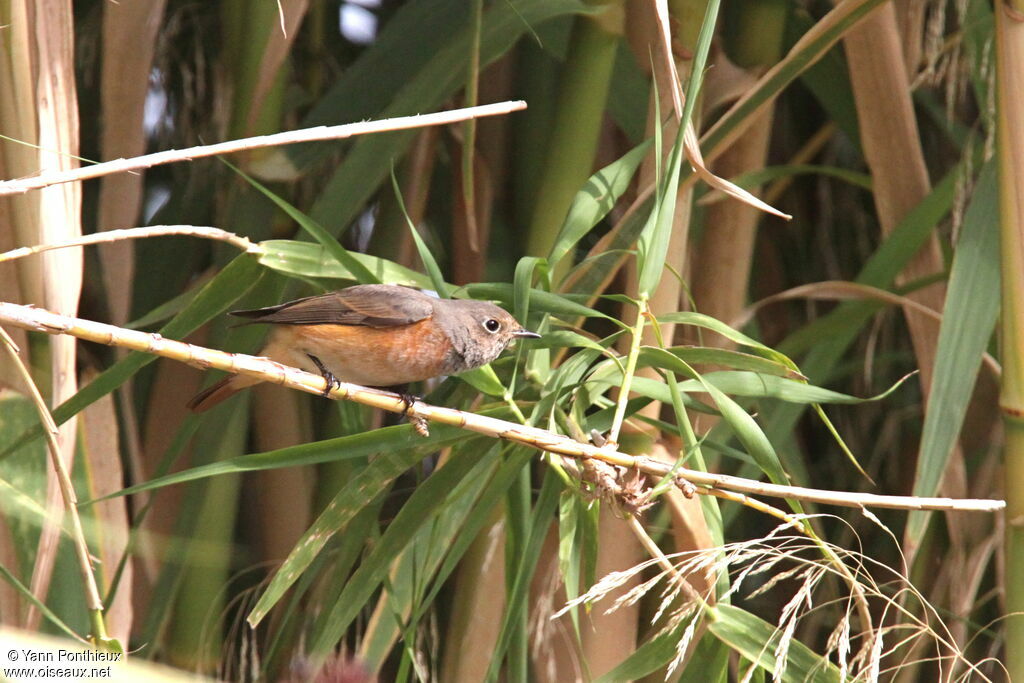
483, 319, 501, 334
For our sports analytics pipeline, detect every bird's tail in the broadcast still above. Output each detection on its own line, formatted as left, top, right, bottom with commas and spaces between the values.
187, 374, 260, 412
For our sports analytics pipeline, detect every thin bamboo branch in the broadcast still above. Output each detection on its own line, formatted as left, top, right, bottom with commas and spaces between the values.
0, 100, 527, 196
0, 301, 1005, 514
0, 225, 256, 263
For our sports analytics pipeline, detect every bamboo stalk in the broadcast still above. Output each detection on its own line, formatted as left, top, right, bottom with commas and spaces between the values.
23, 0, 84, 633
0, 301, 1005, 514
524, 4, 623, 262
996, 3, 1024, 678
692, 0, 786, 355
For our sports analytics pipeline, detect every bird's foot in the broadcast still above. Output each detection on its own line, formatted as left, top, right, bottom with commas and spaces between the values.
383, 385, 420, 417
381, 385, 428, 436
306, 354, 341, 397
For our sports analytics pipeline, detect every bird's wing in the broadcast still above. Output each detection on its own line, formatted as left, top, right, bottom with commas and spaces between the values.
230, 286, 434, 327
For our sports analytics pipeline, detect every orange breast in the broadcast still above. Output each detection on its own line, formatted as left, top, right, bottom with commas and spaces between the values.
262, 320, 453, 387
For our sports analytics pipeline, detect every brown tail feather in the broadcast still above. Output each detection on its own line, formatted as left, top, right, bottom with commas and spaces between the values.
187, 374, 260, 412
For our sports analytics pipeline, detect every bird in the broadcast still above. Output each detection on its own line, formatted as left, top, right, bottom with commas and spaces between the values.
187, 284, 540, 412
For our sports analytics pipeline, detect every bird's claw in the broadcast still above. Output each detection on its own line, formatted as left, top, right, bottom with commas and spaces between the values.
306, 354, 341, 397
397, 391, 420, 417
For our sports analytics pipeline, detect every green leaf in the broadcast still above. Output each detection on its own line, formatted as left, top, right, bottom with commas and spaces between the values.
666, 346, 806, 380
638, 349, 794, 494
248, 442, 441, 627
0, 475, 51, 531
413, 449, 534, 622
0, 392, 48, 559
708, 604, 842, 682
91, 422, 470, 502
588, 364, 910, 407
563, 195, 650, 297
301, 500, 384, 660
228, 161, 380, 284
637, 122, 685, 298
513, 256, 544, 325
680, 0, 720, 130
557, 492, 583, 639
485, 468, 563, 679
548, 139, 652, 269
727, 163, 871, 193
359, 445, 500, 669
390, 166, 451, 298
463, 282, 615, 322
458, 365, 507, 397
0, 563, 81, 640
594, 620, 692, 683
698, 371, 911, 405
124, 284, 198, 330
310, 448, 489, 654
906, 162, 1000, 548
657, 311, 797, 369
257, 239, 433, 287
527, 329, 621, 360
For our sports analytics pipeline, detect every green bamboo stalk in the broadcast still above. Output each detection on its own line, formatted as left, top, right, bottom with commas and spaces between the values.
524, 3, 624, 262
512, 41, 558, 231
996, 3, 1024, 677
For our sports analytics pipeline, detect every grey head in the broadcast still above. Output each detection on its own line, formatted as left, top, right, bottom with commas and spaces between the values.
432, 298, 540, 374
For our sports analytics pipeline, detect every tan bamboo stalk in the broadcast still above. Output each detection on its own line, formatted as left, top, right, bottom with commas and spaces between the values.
691, 0, 786, 439
0, 301, 1004, 514
77, 369, 132, 645
841, 5, 964, 584
251, 384, 313, 560
995, 2, 1024, 678
440, 505, 508, 681
615, 2, 706, 677
369, 126, 440, 267
134, 334, 205, 619
842, 4, 944, 403
11, 0, 85, 632
97, 12, 181, 616
98, 0, 167, 325
513, 4, 628, 675
529, 525, 580, 682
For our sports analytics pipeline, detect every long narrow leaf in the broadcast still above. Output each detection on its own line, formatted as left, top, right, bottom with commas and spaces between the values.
906, 162, 1000, 547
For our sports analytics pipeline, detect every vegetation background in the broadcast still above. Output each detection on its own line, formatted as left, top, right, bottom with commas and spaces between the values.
0, 0, 1021, 680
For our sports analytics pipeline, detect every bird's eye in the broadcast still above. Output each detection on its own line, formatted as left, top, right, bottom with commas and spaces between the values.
483, 319, 501, 333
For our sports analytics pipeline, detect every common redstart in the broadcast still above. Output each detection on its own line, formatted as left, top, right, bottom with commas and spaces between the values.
187, 284, 540, 412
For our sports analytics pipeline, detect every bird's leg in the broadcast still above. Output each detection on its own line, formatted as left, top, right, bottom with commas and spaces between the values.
306, 353, 341, 397
383, 384, 420, 417
380, 384, 429, 437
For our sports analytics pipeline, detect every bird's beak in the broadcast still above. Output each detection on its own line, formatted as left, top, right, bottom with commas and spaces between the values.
513, 328, 541, 339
